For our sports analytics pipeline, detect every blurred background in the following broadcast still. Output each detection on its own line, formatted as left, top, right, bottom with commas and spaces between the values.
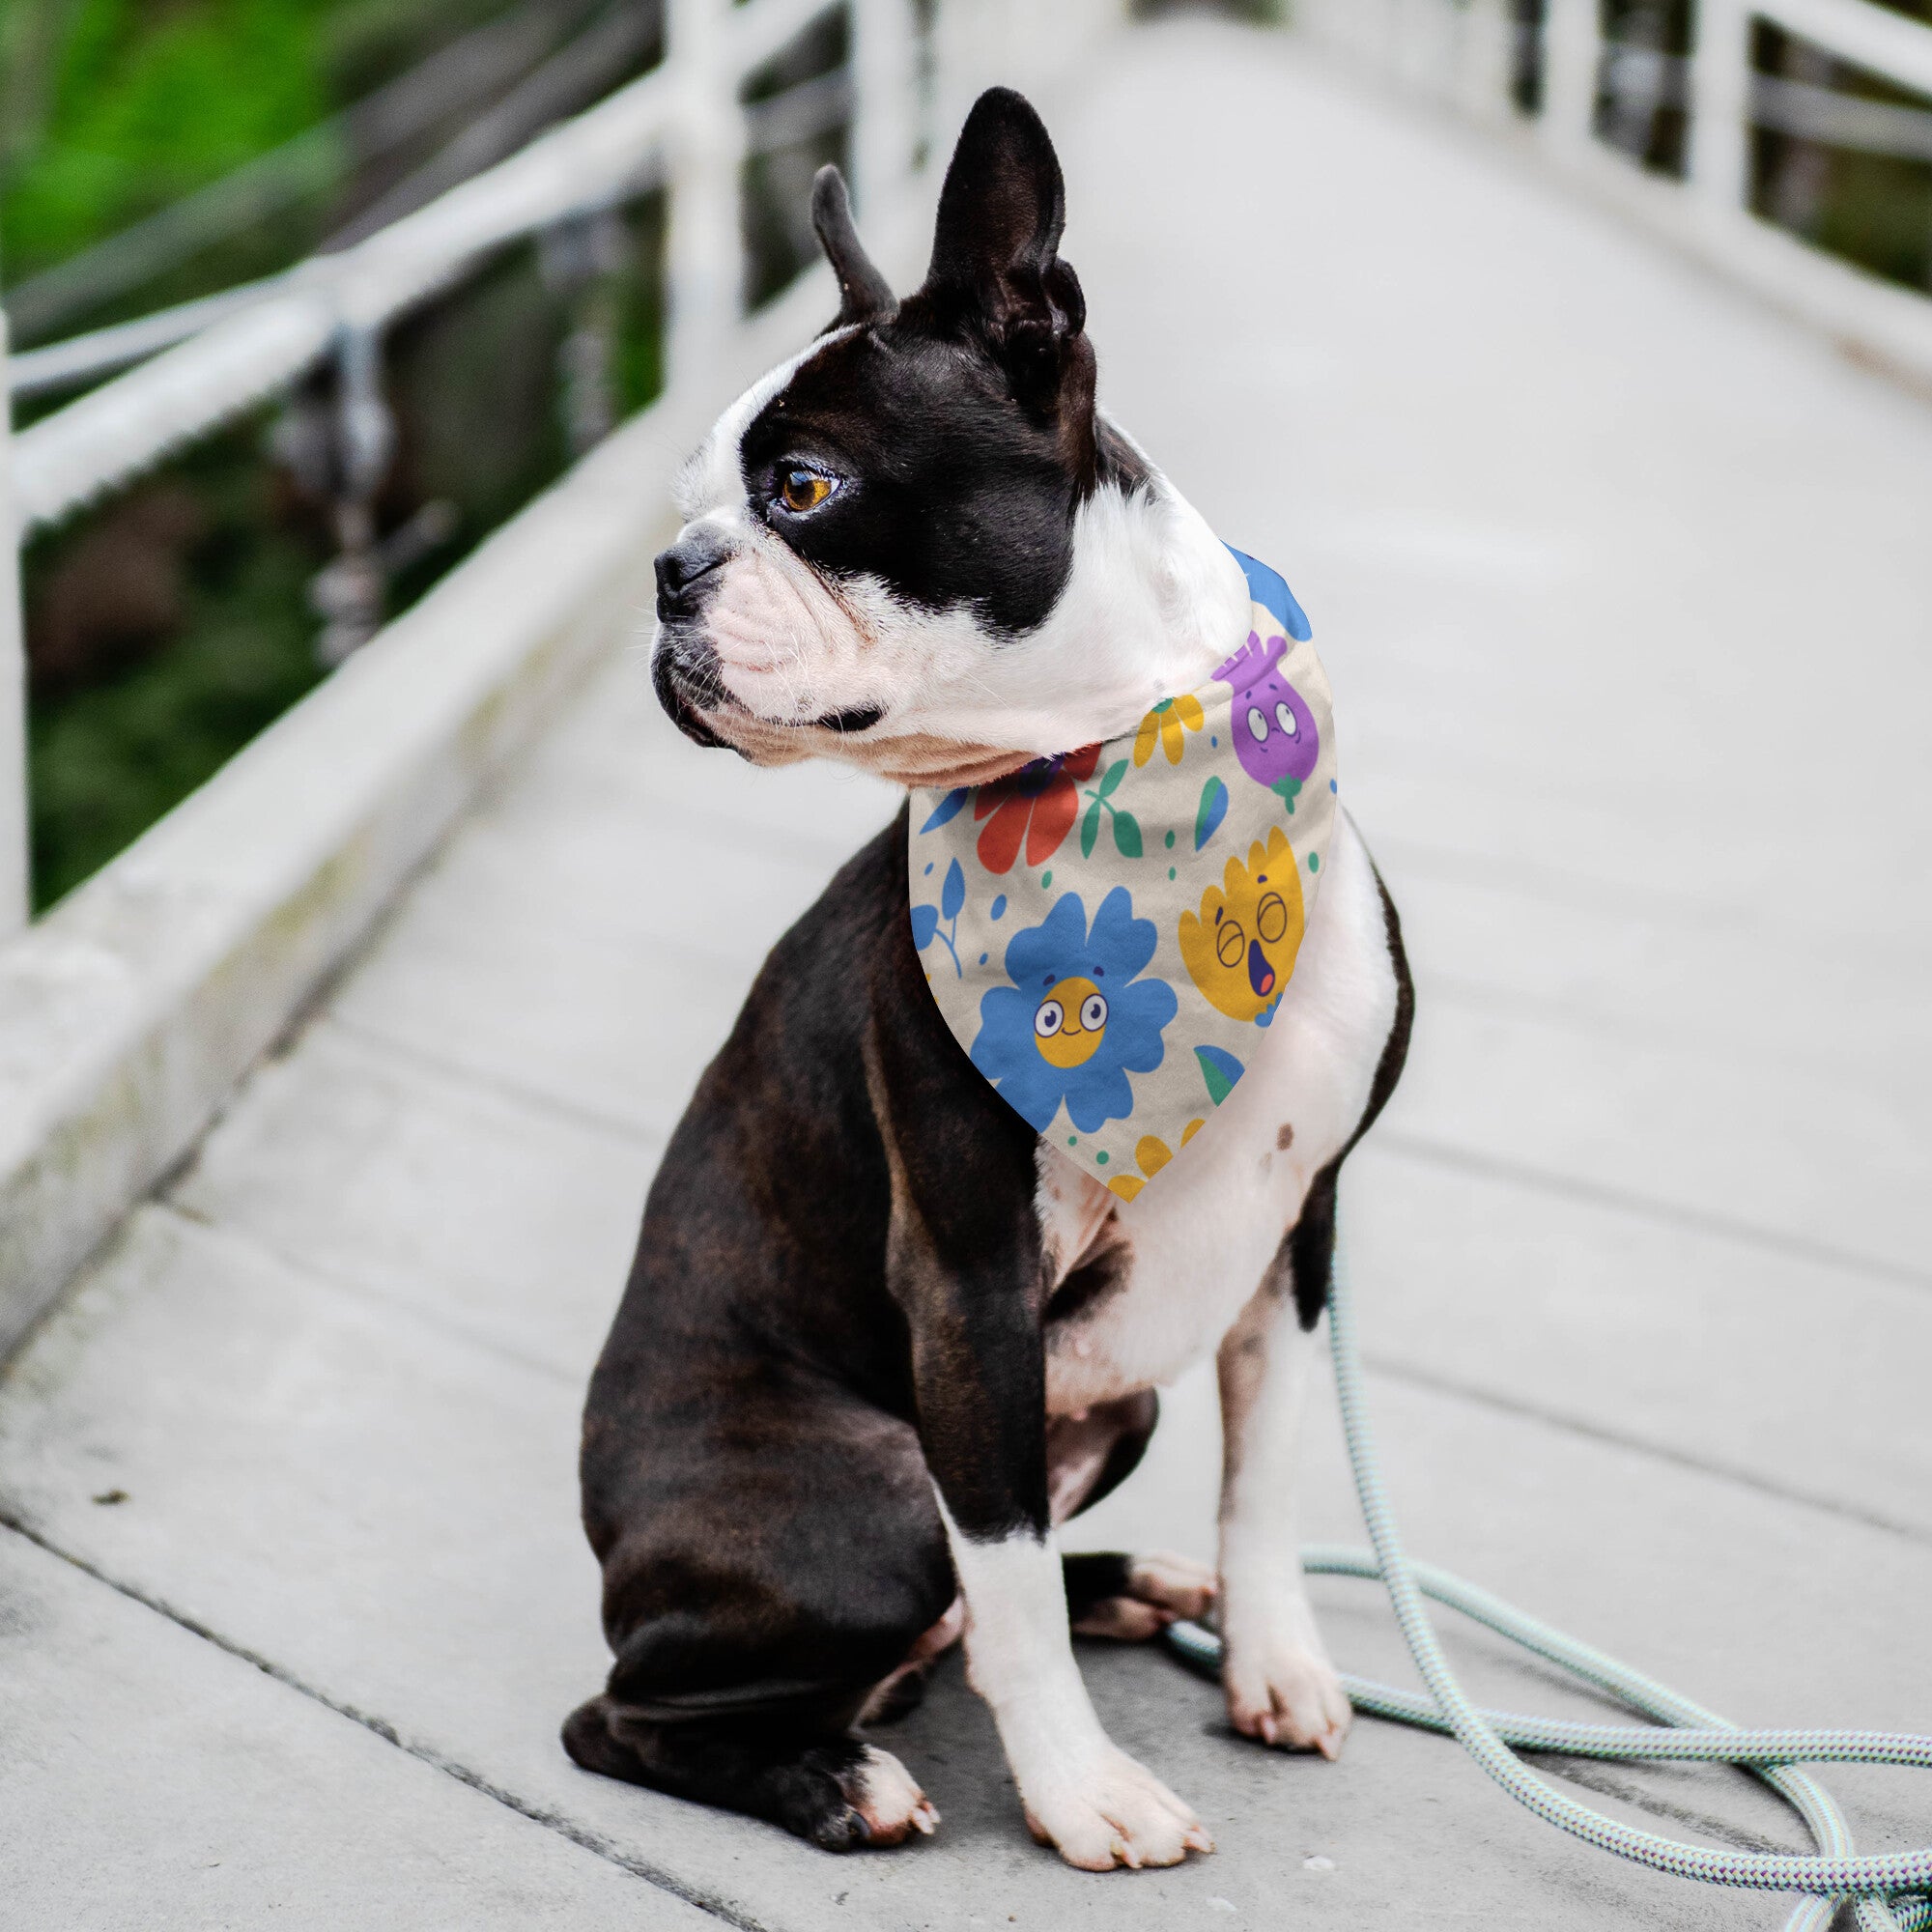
2, 0, 872, 904
4, 0, 1930, 912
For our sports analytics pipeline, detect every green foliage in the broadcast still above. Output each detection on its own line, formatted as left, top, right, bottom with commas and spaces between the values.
2, 0, 333, 279
24, 417, 328, 908
0, 0, 517, 286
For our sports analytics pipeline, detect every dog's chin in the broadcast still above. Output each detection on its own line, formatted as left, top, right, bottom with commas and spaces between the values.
677, 694, 1036, 791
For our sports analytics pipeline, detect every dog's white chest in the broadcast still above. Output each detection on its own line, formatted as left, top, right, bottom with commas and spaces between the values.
1037, 813, 1399, 1414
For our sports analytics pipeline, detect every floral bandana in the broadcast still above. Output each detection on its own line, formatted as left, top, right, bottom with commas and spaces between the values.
908, 548, 1338, 1200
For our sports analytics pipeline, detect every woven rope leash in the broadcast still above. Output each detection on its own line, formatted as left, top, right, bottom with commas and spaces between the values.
1162, 1203, 1932, 1931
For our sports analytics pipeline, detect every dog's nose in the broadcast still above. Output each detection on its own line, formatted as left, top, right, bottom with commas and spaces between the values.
654, 532, 731, 620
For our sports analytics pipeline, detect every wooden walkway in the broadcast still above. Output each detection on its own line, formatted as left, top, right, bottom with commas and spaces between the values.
4, 16, 1930, 1927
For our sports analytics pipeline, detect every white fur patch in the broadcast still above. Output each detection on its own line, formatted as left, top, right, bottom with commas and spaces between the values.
1215, 1290, 1351, 1758
1039, 811, 1399, 1411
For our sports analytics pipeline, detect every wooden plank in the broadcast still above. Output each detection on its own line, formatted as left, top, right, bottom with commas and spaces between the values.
0, 1525, 714, 1929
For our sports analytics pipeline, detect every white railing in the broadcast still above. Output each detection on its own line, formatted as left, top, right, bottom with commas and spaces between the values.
0, 0, 947, 940
1293, 0, 1932, 386
9, 0, 1925, 948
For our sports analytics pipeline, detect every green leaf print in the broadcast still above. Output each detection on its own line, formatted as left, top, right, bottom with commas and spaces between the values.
1112, 811, 1143, 859
1080, 797, 1102, 859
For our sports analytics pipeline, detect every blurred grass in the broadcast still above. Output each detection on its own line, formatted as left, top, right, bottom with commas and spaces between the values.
20, 201, 664, 909
0, 0, 517, 290
23, 417, 328, 904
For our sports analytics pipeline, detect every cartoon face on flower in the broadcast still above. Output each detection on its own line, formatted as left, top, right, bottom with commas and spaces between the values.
1179, 825, 1306, 1024
971, 888, 1179, 1134
1213, 631, 1319, 791
1032, 978, 1111, 1068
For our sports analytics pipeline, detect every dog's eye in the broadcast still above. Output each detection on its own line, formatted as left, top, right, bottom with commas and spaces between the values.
1274, 700, 1298, 739
778, 469, 835, 514
1034, 999, 1065, 1038
1245, 706, 1269, 744
1078, 993, 1108, 1033
1216, 920, 1245, 969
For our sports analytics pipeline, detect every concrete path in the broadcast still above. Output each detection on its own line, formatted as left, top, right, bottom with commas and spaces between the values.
5, 15, 1931, 1928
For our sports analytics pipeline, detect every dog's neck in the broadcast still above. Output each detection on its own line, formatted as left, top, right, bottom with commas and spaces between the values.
867, 456, 1252, 791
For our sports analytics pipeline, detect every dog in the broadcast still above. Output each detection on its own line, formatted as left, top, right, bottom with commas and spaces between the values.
564, 86, 1412, 1871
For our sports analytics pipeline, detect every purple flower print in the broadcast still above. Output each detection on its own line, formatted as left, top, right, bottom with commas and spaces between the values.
1214, 631, 1319, 792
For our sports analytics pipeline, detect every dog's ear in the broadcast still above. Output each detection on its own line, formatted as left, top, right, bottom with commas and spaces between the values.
811, 165, 895, 327
922, 88, 1088, 411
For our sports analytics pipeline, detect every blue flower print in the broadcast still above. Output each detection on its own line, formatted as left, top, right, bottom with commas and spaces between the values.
970, 888, 1179, 1135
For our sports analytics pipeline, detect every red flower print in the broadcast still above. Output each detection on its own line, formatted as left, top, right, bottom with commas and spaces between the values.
974, 745, 1101, 874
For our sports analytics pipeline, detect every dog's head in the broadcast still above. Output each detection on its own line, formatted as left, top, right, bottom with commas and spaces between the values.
651, 87, 1249, 788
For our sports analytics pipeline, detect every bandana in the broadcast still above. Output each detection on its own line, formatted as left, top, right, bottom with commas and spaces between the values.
908, 548, 1337, 1199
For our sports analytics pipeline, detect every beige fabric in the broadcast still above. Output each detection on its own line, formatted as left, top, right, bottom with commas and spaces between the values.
908, 590, 1337, 1198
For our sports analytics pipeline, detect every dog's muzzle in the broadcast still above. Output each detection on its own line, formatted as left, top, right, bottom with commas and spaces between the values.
650, 532, 735, 749
648, 528, 886, 746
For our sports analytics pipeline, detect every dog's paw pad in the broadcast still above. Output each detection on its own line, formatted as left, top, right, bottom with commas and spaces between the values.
1224, 1641, 1352, 1759
837, 1745, 939, 1849
1022, 1746, 1211, 1871
1072, 1596, 1172, 1641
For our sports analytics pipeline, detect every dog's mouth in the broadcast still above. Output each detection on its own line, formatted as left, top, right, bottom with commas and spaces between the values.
812, 705, 883, 734
654, 649, 883, 753
651, 637, 731, 751
652, 636, 1042, 791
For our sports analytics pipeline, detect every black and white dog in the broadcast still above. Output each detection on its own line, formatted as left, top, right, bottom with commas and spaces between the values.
565, 87, 1412, 1870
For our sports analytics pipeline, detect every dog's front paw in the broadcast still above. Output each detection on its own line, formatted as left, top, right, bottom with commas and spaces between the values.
1222, 1634, 1352, 1759
1020, 1744, 1213, 1871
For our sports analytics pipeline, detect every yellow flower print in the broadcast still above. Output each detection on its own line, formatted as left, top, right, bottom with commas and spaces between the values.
1131, 693, 1207, 768
1179, 824, 1306, 1025
1106, 1122, 1207, 1201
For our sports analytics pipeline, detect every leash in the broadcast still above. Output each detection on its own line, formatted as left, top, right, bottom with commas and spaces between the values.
1162, 1205, 1932, 1930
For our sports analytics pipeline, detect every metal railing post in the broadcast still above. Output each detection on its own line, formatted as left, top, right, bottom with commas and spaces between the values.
1690, 0, 1753, 221
665, 0, 739, 398
1541, 0, 1602, 154
309, 323, 398, 668
542, 204, 628, 455
0, 313, 29, 935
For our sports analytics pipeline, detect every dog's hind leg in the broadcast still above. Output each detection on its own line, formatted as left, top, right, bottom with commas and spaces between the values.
562, 1698, 937, 1849
573, 1361, 957, 1851
1063, 1550, 1216, 1641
